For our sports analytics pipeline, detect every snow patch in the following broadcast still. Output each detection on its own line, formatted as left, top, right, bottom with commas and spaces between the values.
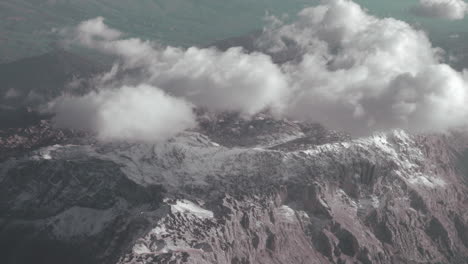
133, 243, 151, 254
278, 205, 296, 222
368, 134, 398, 159
37, 145, 62, 160
408, 174, 446, 188
151, 225, 168, 235
170, 199, 214, 219
34, 144, 77, 160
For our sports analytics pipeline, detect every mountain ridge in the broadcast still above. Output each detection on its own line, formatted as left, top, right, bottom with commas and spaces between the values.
1, 112, 467, 263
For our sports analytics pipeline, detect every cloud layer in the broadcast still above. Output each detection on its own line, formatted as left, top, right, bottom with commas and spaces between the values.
412, 0, 468, 20
51, 0, 468, 141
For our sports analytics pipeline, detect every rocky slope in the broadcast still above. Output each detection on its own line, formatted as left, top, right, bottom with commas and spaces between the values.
0, 113, 467, 264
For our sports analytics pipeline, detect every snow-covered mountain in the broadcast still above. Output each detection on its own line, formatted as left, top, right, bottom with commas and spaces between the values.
1, 112, 467, 264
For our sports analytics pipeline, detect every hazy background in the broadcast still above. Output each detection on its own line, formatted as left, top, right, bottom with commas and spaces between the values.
1, 0, 467, 66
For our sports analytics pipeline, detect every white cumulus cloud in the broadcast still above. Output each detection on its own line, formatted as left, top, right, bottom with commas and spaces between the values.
412, 0, 468, 20
70, 18, 289, 116
259, 0, 468, 134
53, 0, 468, 140
50, 84, 196, 142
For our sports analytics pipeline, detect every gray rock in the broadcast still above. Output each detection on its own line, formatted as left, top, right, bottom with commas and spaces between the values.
1, 114, 467, 264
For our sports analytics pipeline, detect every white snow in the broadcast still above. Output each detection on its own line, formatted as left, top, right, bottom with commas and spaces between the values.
133, 243, 151, 254
278, 205, 296, 222
368, 134, 399, 159
408, 174, 446, 188
34, 144, 78, 160
37, 144, 62, 160
170, 199, 214, 219
151, 225, 169, 235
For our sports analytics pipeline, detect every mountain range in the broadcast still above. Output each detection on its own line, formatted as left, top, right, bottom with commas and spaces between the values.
0, 49, 467, 264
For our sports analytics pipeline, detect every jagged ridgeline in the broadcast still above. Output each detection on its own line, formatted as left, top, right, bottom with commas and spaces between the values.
1, 0, 468, 263
1, 108, 468, 263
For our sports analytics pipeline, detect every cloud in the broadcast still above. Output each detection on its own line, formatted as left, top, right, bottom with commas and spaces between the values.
259, 0, 468, 134
55, 18, 289, 142
70, 17, 289, 116
411, 0, 468, 20
53, 0, 468, 140
50, 84, 196, 142
145, 47, 289, 116
76, 16, 122, 43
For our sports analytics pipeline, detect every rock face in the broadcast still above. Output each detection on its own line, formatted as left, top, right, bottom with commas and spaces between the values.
0, 119, 85, 161
1, 114, 467, 264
